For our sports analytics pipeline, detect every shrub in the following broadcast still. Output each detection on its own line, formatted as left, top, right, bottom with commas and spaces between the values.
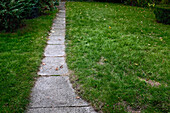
0, 0, 58, 32
38, 0, 56, 13
154, 5, 170, 24
23, 0, 40, 19
0, 0, 28, 31
122, 0, 158, 7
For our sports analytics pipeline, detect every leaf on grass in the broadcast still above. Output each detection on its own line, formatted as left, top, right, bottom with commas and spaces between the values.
134, 63, 138, 66
160, 37, 163, 41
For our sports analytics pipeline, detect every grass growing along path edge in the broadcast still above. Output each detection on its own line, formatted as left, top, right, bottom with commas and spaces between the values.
66, 2, 170, 113
0, 10, 57, 113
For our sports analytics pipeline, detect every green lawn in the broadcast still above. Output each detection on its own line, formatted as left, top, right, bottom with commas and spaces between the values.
0, 10, 57, 112
66, 2, 170, 113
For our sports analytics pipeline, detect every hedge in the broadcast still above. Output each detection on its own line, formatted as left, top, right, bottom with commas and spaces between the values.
0, 0, 58, 32
154, 5, 170, 24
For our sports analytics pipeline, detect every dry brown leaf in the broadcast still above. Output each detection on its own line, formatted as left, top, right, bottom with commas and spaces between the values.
56, 67, 59, 71
60, 65, 63, 69
76, 96, 80, 99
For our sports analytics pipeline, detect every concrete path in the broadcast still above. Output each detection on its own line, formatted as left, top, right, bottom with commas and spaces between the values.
26, 2, 96, 113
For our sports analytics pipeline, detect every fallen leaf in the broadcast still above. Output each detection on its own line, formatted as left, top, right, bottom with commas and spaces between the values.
60, 65, 63, 69
159, 37, 163, 41
56, 67, 59, 71
134, 63, 138, 66
76, 96, 80, 99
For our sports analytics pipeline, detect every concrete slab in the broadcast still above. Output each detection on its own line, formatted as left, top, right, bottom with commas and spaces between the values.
57, 13, 66, 18
38, 57, 68, 75
47, 36, 65, 45
58, 6, 65, 10
27, 107, 96, 113
58, 12, 65, 15
50, 29, 65, 36
59, 10, 66, 13
26, 2, 97, 113
53, 17, 65, 21
53, 20, 65, 24
44, 45, 65, 57
29, 76, 89, 108
52, 23, 65, 29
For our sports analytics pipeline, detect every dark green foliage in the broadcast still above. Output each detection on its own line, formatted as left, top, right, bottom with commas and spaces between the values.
0, 0, 30, 31
0, 0, 57, 32
154, 5, 170, 24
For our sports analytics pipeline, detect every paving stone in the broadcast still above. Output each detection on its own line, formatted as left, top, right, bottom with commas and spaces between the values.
28, 76, 89, 107
53, 20, 65, 24
47, 36, 65, 45
50, 30, 65, 36
27, 107, 96, 113
38, 57, 68, 75
54, 17, 65, 21
44, 45, 65, 56
58, 6, 65, 10
57, 13, 66, 18
58, 12, 65, 15
26, 2, 97, 113
51, 26, 65, 30
59, 10, 66, 13
52, 23, 65, 29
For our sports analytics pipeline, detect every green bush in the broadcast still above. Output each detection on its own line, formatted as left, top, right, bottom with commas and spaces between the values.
154, 5, 170, 24
0, 0, 37, 31
38, 0, 56, 13
122, 0, 157, 7
0, 0, 57, 32
1, 1, 23, 31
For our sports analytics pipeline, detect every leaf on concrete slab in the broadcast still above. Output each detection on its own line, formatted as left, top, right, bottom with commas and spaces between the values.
60, 65, 63, 69
76, 96, 80, 99
56, 67, 59, 71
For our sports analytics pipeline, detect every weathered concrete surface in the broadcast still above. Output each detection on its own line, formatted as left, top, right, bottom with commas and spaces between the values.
29, 76, 89, 108
38, 57, 68, 75
28, 2, 97, 113
50, 29, 65, 36
52, 23, 65, 29
44, 45, 65, 57
59, 10, 66, 13
27, 107, 96, 113
54, 17, 65, 21
53, 20, 65, 24
57, 13, 66, 18
47, 36, 65, 45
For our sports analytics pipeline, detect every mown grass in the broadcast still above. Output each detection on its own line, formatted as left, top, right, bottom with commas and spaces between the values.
66, 2, 170, 113
0, 10, 57, 112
